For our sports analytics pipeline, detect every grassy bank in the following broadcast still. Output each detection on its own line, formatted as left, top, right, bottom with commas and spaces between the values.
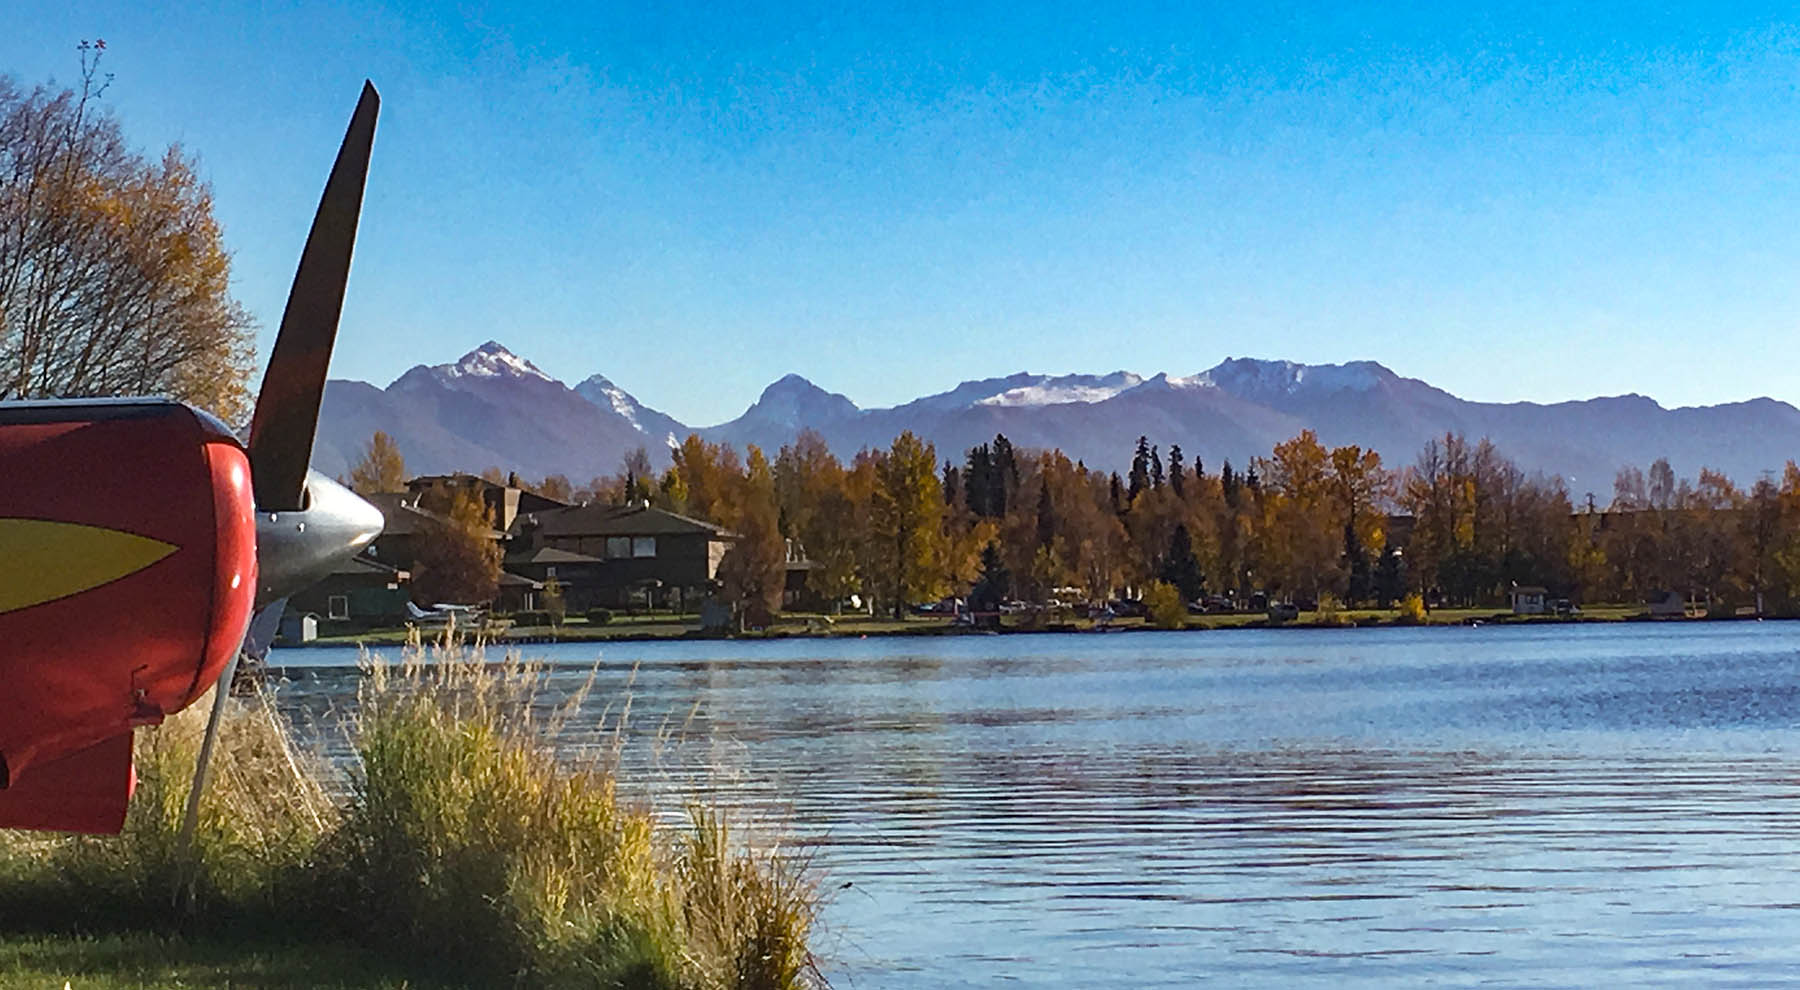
0, 640, 819, 989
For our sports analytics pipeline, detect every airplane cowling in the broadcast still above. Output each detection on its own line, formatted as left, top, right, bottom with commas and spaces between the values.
0, 400, 257, 833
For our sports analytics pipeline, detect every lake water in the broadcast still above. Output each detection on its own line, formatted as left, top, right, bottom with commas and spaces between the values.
271, 623, 1800, 988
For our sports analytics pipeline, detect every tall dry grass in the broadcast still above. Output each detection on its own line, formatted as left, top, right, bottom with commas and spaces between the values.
0, 636, 820, 990
0, 678, 330, 932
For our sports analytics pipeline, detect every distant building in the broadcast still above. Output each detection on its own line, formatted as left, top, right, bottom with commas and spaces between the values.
358, 487, 519, 609
507, 502, 737, 610
1647, 589, 1703, 618
495, 569, 545, 613
1509, 585, 1548, 615
357, 492, 455, 573
286, 553, 412, 630
406, 473, 567, 532
782, 538, 819, 610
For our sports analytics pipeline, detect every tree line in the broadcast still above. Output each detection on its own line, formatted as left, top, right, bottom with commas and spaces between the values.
354, 425, 1800, 618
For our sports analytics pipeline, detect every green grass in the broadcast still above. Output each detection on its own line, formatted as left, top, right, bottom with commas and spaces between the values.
0, 640, 820, 990
0, 932, 452, 989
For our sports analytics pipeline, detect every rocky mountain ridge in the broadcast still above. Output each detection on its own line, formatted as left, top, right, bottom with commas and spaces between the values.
310, 341, 1800, 492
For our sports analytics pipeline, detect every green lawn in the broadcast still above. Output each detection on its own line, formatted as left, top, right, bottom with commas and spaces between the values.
0, 933, 454, 989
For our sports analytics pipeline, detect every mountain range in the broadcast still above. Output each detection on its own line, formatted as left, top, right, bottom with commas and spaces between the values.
311, 341, 1800, 493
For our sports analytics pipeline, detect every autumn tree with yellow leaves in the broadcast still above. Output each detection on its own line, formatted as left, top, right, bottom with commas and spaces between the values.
348, 430, 407, 494
872, 431, 947, 617
716, 445, 787, 625
412, 488, 502, 607
0, 47, 256, 421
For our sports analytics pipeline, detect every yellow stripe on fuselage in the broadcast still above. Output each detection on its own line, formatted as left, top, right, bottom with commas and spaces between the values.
0, 519, 178, 614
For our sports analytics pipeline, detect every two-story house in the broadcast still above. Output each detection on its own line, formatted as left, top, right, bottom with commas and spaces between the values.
506, 502, 737, 610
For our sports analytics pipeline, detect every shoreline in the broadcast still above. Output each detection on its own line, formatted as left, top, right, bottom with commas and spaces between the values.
288, 606, 1792, 648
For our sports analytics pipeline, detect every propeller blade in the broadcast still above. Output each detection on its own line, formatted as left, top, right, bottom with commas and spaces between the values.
242, 596, 289, 657
246, 81, 379, 511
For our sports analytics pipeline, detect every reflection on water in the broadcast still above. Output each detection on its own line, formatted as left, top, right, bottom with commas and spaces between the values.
272, 623, 1800, 987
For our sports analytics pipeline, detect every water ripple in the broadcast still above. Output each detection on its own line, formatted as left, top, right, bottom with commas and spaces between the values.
272, 622, 1800, 988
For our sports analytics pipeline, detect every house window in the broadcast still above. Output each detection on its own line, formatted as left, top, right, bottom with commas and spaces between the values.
606, 536, 631, 559
327, 595, 349, 620
546, 566, 557, 578
632, 536, 656, 558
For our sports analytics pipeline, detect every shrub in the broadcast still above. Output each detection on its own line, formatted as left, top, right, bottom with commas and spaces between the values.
542, 577, 567, 626
1315, 593, 1351, 626
512, 610, 552, 627
1144, 581, 1187, 630
1396, 593, 1428, 625
587, 607, 614, 626
315, 649, 820, 987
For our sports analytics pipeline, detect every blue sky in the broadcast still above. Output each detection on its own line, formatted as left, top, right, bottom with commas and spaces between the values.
6, 1, 1800, 425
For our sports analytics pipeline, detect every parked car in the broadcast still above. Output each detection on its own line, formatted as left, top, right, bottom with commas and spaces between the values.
1108, 599, 1146, 618
1267, 602, 1300, 622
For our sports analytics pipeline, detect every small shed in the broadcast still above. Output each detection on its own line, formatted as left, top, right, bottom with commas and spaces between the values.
279, 611, 319, 644
1510, 585, 1548, 615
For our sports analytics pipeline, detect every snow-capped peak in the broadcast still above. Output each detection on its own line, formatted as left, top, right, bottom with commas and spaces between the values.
444, 341, 554, 382
975, 371, 1144, 408
1195, 357, 1391, 396
572, 373, 691, 445
577, 373, 643, 429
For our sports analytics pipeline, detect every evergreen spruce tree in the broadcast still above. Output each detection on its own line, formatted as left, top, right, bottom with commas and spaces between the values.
992, 434, 1020, 515
1150, 445, 1164, 489
1376, 548, 1405, 607
969, 541, 1011, 621
1168, 444, 1185, 497
965, 444, 993, 517
1128, 437, 1151, 503
1109, 472, 1125, 515
1221, 459, 1239, 507
1035, 480, 1056, 550
1159, 523, 1205, 601
943, 462, 962, 508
